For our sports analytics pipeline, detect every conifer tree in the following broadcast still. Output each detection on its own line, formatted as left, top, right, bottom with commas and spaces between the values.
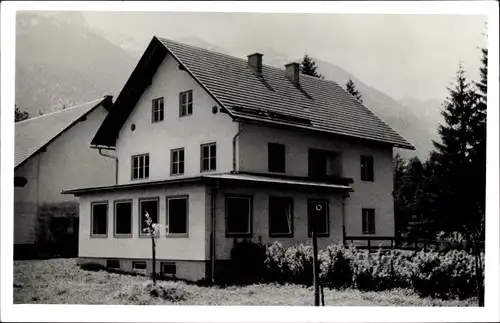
300, 54, 323, 78
345, 79, 363, 103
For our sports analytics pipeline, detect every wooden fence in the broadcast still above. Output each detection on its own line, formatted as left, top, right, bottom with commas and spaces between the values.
343, 235, 449, 253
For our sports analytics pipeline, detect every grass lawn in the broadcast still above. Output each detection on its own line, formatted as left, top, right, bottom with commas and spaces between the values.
14, 259, 477, 306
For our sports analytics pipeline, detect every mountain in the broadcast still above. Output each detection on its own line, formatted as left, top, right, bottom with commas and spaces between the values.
15, 12, 136, 116
16, 14, 441, 160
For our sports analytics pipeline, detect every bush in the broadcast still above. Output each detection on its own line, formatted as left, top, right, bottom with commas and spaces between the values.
283, 243, 314, 285
229, 239, 267, 285
318, 244, 354, 289
263, 241, 287, 283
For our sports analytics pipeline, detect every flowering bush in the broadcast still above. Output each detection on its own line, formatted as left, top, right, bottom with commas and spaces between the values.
318, 244, 354, 289
283, 243, 314, 285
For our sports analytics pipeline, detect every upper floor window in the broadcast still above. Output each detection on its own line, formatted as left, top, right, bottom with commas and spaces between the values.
308, 149, 341, 179
171, 148, 185, 175
179, 90, 193, 117
201, 143, 217, 172
91, 201, 108, 237
360, 155, 374, 182
268, 143, 286, 173
132, 154, 149, 180
152, 97, 164, 122
362, 208, 375, 234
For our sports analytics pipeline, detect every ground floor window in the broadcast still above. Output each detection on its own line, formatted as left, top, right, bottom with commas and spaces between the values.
307, 199, 329, 237
226, 196, 252, 237
139, 198, 159, 236
166, 196, 189, 236
362, 208, 376, 234
91, 201, 108, 237
114, 200, 132, 236
269, 196, 293, 237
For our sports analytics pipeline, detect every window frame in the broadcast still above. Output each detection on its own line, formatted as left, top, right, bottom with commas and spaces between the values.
225, 195, 253, 238
170, 148, 185, 176
268, 143, 286, 173
200, 142, 217, 172
131, 154, 150, 180
360, 155, 374, 182
106, 259, 120, 269
362, 208, 376, 234
179, 90, 193, 117
268, 196, 294, 238
151, 97, 165, 123
307, 199, 330, 238
161, 262, 177, 276
90, 201, 108, 238
166, 195, 189, 237
308, 148, 341, 179
113, 199, 133, 238
138, 197, 160, 238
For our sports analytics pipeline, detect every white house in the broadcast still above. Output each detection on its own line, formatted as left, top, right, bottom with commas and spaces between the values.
63, 37, 414, 281
14, 96, 116, 258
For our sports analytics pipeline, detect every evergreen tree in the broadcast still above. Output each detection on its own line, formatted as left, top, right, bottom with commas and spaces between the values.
15, 104, 29, 122
429, 64, 481, 235
300, 54, 323, 78
345, 79, 363, 103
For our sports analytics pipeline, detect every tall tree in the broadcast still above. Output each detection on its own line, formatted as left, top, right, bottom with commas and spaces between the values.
345, 79, 363, 103
15, 104, 30, 122
429, 64, 481, 235
300, 54, 323, 78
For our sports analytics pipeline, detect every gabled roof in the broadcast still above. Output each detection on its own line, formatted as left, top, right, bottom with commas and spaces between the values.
15, 96, 112, 169
91, 36, 414, 150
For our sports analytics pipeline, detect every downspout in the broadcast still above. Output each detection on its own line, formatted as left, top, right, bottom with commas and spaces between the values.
98, 148, 118, 185
210, 183, 219, 284
232, 121, 244, 173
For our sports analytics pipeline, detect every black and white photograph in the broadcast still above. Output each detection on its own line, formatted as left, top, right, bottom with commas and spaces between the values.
1, 1, 499, 322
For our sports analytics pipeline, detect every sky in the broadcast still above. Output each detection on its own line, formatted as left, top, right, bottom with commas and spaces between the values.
82, 12, 487, 102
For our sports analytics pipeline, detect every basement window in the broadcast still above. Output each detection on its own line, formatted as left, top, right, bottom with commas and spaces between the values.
106, 260, 120, 269
132, 261, 147, 273
91, 202, 108, 237
161, 262, 176, 276
226, 196, 252, 237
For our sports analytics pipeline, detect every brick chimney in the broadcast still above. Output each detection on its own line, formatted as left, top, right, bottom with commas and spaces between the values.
247, 53, 263, 77
285, 62, 300, 86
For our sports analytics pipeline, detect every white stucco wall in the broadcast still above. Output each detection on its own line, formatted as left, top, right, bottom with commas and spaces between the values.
115, 53, 238, 185
78, 183, 208, 260
238, 123, 395, 238
14, 104, 115, 244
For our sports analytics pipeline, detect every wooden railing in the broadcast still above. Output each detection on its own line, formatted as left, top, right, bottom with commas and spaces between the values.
343, 235, 441, 252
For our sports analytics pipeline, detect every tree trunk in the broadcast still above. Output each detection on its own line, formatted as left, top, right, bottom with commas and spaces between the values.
152, 237, 156, 286
473, 238, 484, 306
312, 230, 320, 306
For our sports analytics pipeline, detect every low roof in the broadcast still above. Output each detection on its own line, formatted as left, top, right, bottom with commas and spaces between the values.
15, 97, 112, 169
91, 37, 414, 150
62, 172, 352, 196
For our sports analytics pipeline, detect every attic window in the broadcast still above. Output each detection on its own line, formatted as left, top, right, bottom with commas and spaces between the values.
152, 97, 164, 123
179, 90, 193, 117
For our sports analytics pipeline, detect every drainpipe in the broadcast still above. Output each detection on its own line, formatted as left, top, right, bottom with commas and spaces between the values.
210, 183, 219, 284
232, 121, 244, 173
98, 148, 118, 185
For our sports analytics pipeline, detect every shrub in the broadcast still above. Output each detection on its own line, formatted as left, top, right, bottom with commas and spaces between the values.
318, 244, 354, 289
263, 241, 287, 283
283, 243, 314, 285
229, 239, 267, 285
